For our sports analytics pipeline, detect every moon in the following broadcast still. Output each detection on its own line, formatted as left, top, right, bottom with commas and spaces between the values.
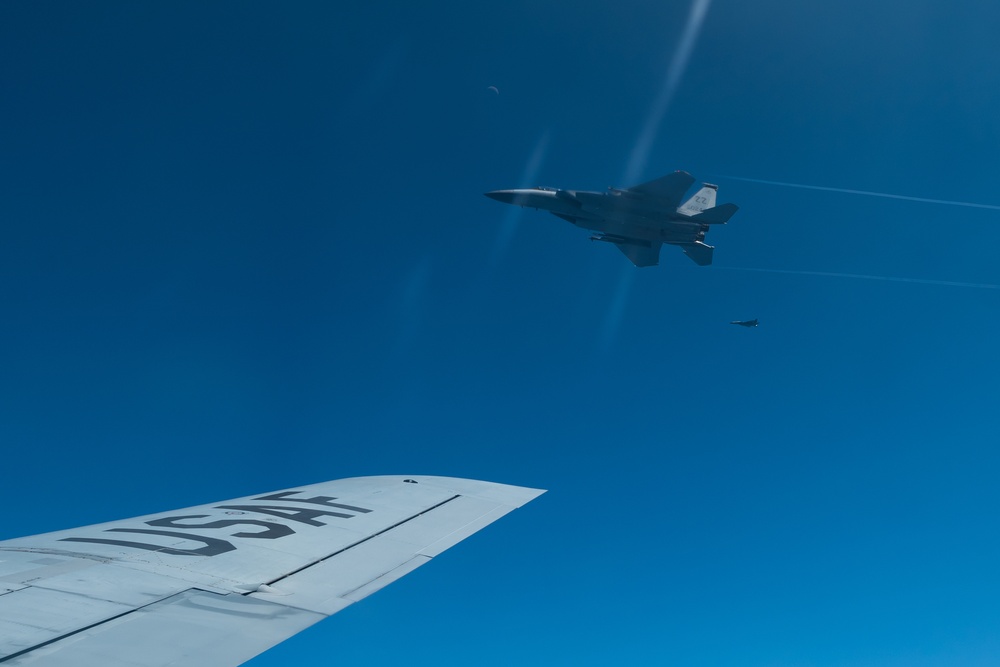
487, 85, 499, 95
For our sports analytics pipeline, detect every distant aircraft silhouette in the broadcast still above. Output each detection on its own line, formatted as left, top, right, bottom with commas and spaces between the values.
730, 319, 758, 327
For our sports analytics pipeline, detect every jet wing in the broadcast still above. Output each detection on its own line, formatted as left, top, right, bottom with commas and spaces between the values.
614, 240, 662, 267
680, 241, 714, 266
0, 475, 544, 666
625, 171, 696, 208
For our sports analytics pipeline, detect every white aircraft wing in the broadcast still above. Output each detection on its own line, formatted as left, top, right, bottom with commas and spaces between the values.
0, 475, 544, 666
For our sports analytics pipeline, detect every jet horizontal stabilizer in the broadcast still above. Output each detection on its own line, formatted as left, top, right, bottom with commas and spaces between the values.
687, 202, 739, 224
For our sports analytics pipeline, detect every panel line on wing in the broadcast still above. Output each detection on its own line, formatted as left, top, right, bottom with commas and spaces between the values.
0, 589, 174, 664
256, 494, 462, 590
0, 547, 114, 563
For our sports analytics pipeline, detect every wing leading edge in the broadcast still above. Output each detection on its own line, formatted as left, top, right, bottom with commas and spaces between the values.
0, 475, 544, 666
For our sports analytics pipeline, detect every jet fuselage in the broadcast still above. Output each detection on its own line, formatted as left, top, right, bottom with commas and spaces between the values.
485, 188, 704, 244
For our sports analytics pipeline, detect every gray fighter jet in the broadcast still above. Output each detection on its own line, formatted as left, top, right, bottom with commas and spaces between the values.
485, 171, 738, 267
730, 319, 759, 327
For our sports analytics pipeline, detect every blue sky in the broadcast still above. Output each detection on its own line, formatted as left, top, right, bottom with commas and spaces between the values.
3, 1, 1000, 665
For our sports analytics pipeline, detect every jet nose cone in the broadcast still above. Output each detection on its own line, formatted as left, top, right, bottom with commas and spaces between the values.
485, 190, 517, 204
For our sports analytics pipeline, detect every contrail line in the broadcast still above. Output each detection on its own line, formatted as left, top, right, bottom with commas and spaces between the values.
719, 176, 1000, 212
716, 266, 1000, 290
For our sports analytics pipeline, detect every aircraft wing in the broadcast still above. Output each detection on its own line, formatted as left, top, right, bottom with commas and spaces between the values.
0, 475, 544, 666
625, 171, 696, 208
614, 240, 662, 267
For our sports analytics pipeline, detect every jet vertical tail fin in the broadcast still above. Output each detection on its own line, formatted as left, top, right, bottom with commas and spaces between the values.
676, 184, 718, 216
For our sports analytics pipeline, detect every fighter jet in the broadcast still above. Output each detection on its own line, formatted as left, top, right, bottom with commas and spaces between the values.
730, 319, 759, 327
485, 171, 738, 267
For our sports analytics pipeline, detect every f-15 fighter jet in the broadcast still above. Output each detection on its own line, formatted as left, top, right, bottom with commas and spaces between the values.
486, 171, 738, 267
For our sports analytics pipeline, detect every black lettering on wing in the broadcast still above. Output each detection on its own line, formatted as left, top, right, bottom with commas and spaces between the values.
146, 515, 295, 539
61, 528, 236, 557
